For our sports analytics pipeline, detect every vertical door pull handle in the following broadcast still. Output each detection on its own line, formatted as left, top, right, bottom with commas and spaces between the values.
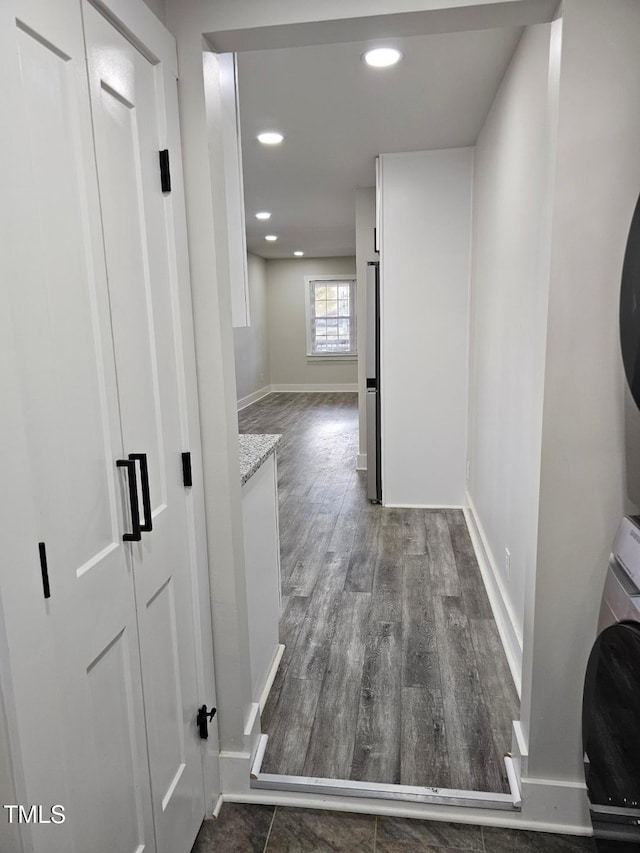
117, 459, 142, 542
38, 542, 51, 599
182, 451, 192, 488
129, 453, 152, 533
159, 149, 171, 193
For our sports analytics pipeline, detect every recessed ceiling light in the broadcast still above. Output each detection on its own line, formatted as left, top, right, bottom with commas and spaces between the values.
257, 132, 284, 145
265, 235, 278, 242
362, 47, 402, 68
255, 211, 271, 220
294, 251, 304, 257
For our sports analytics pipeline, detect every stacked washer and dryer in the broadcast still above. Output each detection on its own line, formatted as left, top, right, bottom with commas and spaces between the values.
582, 519, 640, 844
581, 193, 640, 847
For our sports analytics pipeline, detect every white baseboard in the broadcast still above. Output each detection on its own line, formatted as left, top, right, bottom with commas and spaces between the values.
511, 720, 529, 780
270, 383, 358, 393
219, 749, 252, 794
238, 384, 359, 410
518, 776, 590, 834
212, 793, 224, 818
257, 644, 284, 714
383, 503, 464, 510
245, 702, 260, 737
237, 385, 272, 411
356, 453, 367, 471
464, 495, 523, 697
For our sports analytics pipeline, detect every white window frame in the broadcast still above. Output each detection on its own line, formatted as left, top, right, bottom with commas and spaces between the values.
304, 275, 357, 360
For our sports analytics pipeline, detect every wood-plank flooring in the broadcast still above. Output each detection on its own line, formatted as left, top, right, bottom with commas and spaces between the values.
238, 392, 519, 792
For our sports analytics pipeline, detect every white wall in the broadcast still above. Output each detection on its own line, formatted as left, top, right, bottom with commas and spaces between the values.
355, 187, 376, 465
234, 253, 271, 404
266, 256, 358, 389
141, 0, 166, 25
467, 23, 553, 684
521, 0, 640, 787
380, 149, 472, 507
202, 0, 556, 51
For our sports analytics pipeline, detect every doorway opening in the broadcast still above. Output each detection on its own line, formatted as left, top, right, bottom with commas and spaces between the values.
237, 392, 519, 809
226, 17, 528, 812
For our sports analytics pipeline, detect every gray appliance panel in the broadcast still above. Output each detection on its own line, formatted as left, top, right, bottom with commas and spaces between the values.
366, 390, 378, 502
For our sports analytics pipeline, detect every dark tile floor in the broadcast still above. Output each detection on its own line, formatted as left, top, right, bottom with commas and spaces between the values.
189, 803, 618, 853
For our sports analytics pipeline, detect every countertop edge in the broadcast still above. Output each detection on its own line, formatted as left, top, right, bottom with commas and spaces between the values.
239, 433, 282, 486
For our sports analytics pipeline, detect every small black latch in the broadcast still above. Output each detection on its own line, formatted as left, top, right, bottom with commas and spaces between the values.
197, 704, 216, 739
38, 542, 51, 600
159, 149, 171, 193
182, 452, 192, 488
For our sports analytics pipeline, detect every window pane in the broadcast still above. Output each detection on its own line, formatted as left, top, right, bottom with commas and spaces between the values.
309, 279, 355, 355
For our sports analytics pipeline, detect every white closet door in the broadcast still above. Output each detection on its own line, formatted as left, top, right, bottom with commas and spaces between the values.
0, 0, 155, 851
83, 6, 206, 853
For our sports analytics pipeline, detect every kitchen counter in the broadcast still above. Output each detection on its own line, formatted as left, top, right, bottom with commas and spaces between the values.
239, 433, 283, 707
238, 433, 282, 485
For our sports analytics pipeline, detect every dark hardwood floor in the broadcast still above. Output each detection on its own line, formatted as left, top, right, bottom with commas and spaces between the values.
238, 392, 519, 792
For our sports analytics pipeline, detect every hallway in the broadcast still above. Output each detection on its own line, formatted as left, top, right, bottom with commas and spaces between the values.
238, 393, 519, 792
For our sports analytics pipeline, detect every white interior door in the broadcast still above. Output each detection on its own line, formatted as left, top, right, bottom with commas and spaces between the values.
83, 6, 207, 852
0, 0, 155, 850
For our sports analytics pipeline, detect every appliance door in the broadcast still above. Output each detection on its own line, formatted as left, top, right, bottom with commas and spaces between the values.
620, 191, 640, 409
583, 620, 640, 841
366, 262, 381, 502
366, 389, 378, 501
366, 261, 379, 382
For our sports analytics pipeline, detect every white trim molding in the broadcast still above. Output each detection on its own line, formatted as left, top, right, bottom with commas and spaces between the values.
237, 385, 272, 411
237, 385, 358, 410
304, 274, 357, 358
517, 776, 591, 836
224, 784, 592, 835
250, 773, 518, 811
384, 503, 465, 510
258, 644, 284, 714
270, 383, 358, 393
356, 453, 367, 471
306, 355, 357, 362
464, 495, 523, 696
91, 0, 178, 74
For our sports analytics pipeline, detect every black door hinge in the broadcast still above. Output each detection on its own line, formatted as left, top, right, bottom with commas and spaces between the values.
182, 451, 192, 488
159, 149, 171, 193
197, 705, 216, 739
38, 542, 51, 600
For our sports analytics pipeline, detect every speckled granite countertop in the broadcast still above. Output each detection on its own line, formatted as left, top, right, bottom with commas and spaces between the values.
239, 433, 282, 486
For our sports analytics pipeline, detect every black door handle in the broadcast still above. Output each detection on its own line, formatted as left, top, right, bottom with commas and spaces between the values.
116, 459, 142, 542
129, 453, 152, 532
196, 705, 217, 740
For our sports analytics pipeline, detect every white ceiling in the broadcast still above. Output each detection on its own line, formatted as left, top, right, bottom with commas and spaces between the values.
237, 26, 523, 259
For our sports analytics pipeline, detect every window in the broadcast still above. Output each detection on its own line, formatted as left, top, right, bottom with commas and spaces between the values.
305, 276, 357, 358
